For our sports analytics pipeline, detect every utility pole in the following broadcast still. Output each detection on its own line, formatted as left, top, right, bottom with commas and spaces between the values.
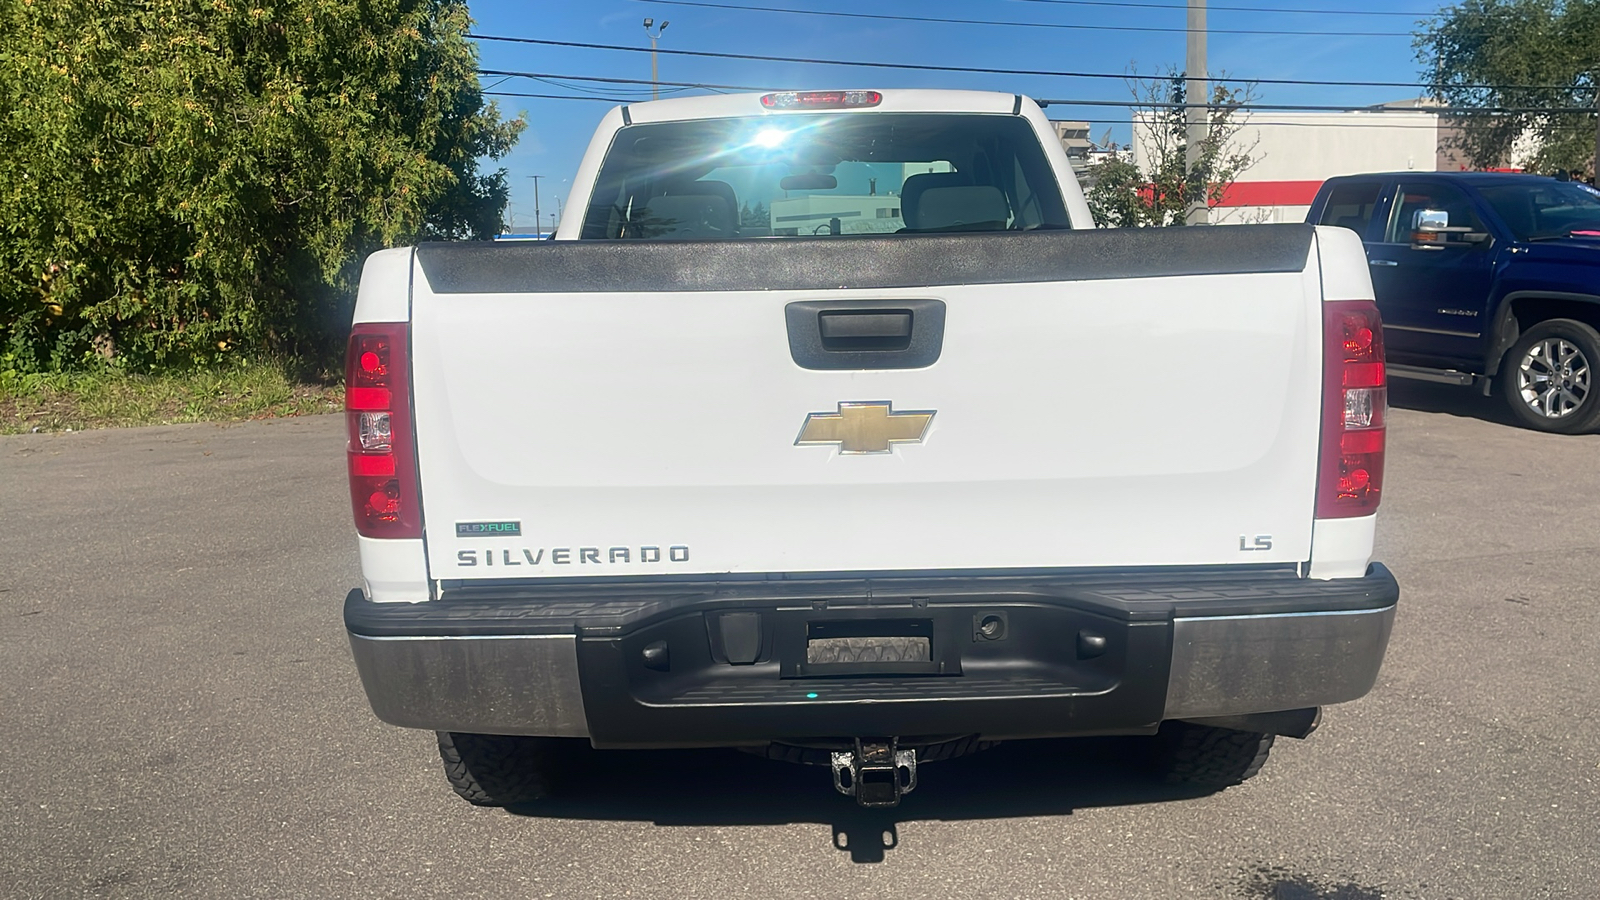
533, 176, 543, 237
643, 18, 669, 101
1592, 81, 1599, 185
1185, 0, 1209, 225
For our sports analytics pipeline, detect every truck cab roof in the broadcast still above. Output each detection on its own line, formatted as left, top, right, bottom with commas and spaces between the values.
616, 89, 1028, 124
1324, 171, 1561, 187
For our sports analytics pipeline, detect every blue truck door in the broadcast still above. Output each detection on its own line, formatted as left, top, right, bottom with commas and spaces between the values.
1364, 181, 1497, 366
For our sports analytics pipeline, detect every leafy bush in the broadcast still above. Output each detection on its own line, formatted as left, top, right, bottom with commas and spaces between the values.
0, 0, 522, 372
1084, 72, 1258, 228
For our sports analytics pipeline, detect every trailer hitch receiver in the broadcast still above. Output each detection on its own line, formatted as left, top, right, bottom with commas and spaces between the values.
831, 738, 917, 807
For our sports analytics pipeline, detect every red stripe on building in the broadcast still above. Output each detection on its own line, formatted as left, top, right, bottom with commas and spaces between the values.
1213, 180, 1325, 208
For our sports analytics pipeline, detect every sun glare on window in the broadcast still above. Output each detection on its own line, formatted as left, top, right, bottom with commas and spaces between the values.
752, 128, 788, 149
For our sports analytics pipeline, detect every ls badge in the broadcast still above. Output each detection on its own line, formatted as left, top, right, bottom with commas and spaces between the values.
795, 401, 934, 454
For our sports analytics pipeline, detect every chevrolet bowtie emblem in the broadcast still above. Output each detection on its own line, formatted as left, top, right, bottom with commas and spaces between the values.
795, 401, 935, 454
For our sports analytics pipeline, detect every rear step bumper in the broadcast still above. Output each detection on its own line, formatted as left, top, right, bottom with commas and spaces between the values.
344, 564, 1398, 745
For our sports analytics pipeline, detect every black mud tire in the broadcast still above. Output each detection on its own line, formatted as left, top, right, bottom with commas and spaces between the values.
1497, 318, 1600, 434
749, 734, 998, 767
436, 731, 562, 807
1150, 722, 1275, 787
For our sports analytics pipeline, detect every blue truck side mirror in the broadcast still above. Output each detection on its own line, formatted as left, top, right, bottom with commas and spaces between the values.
1411, 208, 1488, 249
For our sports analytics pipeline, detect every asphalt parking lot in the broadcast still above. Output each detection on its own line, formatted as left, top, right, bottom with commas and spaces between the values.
3, 380, 1597, 899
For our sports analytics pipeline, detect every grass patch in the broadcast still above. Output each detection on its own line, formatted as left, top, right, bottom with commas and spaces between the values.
0, 361, 343, 434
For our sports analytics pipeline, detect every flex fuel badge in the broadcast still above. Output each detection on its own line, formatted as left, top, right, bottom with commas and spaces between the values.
455, 521, 521, 538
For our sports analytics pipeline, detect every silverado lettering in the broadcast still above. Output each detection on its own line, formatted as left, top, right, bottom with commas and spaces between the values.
454, 545, 690, 566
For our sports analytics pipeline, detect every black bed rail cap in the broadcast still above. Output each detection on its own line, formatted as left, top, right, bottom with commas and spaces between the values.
415, 224, 1316, 294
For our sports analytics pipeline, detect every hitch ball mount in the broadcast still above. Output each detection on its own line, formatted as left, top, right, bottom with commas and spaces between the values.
831, 737, 918, 808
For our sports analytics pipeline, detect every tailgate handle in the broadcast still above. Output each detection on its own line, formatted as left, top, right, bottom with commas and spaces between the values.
786, 299, 945, 370
819, 311, 913, 348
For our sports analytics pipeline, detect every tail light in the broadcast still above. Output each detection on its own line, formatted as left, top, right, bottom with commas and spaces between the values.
1317, 301, 1386, 518
345, 323, 422, 538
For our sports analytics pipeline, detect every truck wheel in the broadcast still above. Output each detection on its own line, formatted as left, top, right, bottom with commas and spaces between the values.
1149, 721, 1274, 787
435, 731, 560, 806
1498, 319, 1600, 434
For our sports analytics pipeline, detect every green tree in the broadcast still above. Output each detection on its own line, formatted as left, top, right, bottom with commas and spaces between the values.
1084, 71, 1259, 228
1416, 0, 1599, 177
0, 0, 523, 372
740, 201, 770, 231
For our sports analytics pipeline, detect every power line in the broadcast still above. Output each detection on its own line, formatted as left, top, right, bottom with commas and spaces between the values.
481, 91, 1502, 128
484, 89, 1586, 127
480, 68, 772, 93
467, 34, 1585, 92
530, 75, 690, 98
1043, 98, 1600, 113
487, 90, 633, 103
1065, 117, 1457, 129
479, 91, 1562, 130
480, 70, 1598, 114
483, 67, 1203, 104
627, 0, 1414, 38
1003, 0, 1459, 17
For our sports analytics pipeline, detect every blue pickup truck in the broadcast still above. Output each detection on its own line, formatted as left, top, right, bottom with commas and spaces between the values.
1306, 173, 1600, 433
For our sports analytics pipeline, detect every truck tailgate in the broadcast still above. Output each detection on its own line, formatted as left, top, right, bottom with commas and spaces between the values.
407, 227, 1326, 580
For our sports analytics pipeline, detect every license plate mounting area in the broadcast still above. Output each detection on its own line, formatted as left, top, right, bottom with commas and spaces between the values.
789, 618, 952, 678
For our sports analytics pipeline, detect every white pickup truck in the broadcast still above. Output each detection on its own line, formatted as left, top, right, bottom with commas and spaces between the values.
341, 90, 1398, 809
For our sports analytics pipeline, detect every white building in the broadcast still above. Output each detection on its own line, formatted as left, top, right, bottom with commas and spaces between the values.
1132, 108, 1442, 224
769, 195, 906, 236
768, 162, 954, 235
1053, 121, 1094, 176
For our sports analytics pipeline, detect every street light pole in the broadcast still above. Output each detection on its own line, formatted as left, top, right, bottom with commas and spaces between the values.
529, 175, 543, 237
1185, 0, 1209, 225
643, 18, 669, 101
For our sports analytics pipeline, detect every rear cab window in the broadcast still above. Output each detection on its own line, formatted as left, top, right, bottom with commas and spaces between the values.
579, 113, 1072, 240
1317, 181, 1384, 238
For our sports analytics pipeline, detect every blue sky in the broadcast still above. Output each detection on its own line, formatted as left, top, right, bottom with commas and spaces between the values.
468, 0, 1450, 231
